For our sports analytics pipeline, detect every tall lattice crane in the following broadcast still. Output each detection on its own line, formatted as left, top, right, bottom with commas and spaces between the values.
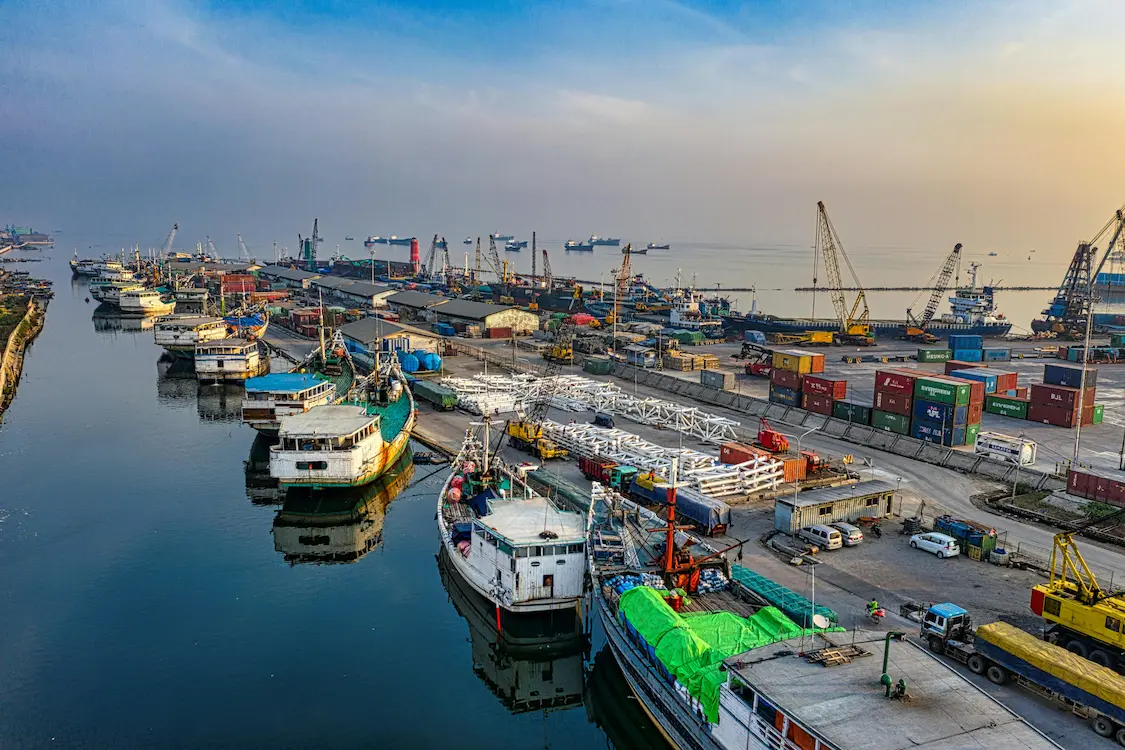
542, 245, 553, 289
474, 237, 482, 285
814, 201, 873, 345
609, 243, 632, 325
904, 243, 962, 342
422, 234, 441, 279
1034, 206, 1125, 339
485, 235, 506, 283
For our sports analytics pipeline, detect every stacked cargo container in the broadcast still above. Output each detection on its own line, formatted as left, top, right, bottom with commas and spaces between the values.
1028, 363, 1102, 427
947, 334, 983, 363
870, 369, 916, 435
801, 374, 846, 416
910, 374, 984, 446
768, 348, 825, 406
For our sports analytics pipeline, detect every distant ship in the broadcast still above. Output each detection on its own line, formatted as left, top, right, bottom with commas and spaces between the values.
988, 251, 997, 256
718, 263, 1011, 339
589, 235, 620, 247
345, 236, 355, 241
645, 242, 670, 251
364, 235, 415, 248
564, 240, 595, 251
491, 232, 514, 241
504, 239, 527, 251
463, 237, 473, 245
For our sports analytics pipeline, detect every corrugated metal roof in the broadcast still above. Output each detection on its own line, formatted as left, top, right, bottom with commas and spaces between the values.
435, 298, 516, 320
387, 290, 449, 309
780, 479, 896, 508
258, 265, 321, 281
279, 405, 375, 437
339, 317, 409, 344
311, 277, 393, 297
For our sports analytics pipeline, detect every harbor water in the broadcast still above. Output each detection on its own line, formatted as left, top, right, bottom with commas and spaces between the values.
0, 248, 658, 749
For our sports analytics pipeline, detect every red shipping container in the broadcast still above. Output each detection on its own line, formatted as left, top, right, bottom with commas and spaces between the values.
1030, 383, 1095, 410
719, 442, 757, 464
721, 443, 804, 481
945, 361, 984, 375
1027, 401, 1079, 427
802, 392, 834, 415
967, 402, 983, 424
488, 326, 513, 339
770, 368, 803, 390
993, 372, 1018, 392
874, 369, 916, 394
802, 375, 847, 399
873, 390, 912, 417
1067, 469, 1091, 499
1013, 386, 1029, 398
1057, 347, 1069, 360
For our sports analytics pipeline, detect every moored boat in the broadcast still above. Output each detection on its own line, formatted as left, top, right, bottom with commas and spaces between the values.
491, 233, 515, 241
645, 242, 670, 251
195, 338, 269, 382
154, 315, 229, 357
564, 240, 595, 252
241, 373, 337, 434
437, 418, 590, 616
119, 288, 176, 316
268, 360, 415, 489
89, 278, 144, 306
504, 239, 528, 251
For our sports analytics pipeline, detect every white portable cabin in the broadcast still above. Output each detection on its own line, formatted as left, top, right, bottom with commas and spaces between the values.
973, 431, 1037, 467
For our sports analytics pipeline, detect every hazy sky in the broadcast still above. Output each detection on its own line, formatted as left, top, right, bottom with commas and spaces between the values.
3, 0, 1125, 257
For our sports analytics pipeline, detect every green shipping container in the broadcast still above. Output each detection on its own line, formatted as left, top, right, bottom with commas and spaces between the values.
583, 356, 614, 375
914, 377, 971, 406
965, 423, 980, 446
917, 348, 953, 363
832, 400, 871, 425
985, 395, 1028, 420
1092, 404, 1105, 425
872, 409, 911, 435
1112, 334, 1125, 347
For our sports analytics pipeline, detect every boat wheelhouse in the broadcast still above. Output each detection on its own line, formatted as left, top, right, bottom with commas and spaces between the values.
89, 279, 144, 306
241, 373, 337, 434
195, 338, 268, 382
438, 421, 589, 615
154, 315, 229, 356
269, 394, 414, 489
119, 288, 176, 316
174, 287, 209, 305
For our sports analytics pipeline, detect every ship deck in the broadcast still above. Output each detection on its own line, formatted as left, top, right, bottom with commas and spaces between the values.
725, 630, 1059, 750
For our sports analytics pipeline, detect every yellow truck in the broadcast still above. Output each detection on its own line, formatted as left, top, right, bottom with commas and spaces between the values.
505, 421, 568, 460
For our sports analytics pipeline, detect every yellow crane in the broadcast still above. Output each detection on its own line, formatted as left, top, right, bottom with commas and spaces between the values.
814, 201, 874, 346
1031, 507, 1125, 670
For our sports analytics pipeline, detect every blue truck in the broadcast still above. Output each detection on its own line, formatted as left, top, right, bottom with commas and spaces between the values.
626, 476, 731, 536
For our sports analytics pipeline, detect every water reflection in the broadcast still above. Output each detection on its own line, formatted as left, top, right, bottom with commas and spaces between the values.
437, 546, 588, 714
91, 306, 155, 332
272, 450, 414, 565
585, 646, 671, 750
244, 434, 283, 506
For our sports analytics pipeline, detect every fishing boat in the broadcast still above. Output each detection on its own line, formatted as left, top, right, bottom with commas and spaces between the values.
564, 240, 595, 252
241, 331, 355, 433
588, 481, 1058, 750
195, 338, 269, 382
272, 450, 414, 565
645, 242, 670, 251
437, 546, 587, 714
174, 287, 209, 305
345, 236, 355, 241
119, 288, 176, 316
668, 289, 724, 337
268, 358, 415, 489
589, 235, 621, 247
70, 253, 128, 278
153, 315, 229, 357
224, 311, 269, 339
437, 418, 590, 616
504, 239, 528, 251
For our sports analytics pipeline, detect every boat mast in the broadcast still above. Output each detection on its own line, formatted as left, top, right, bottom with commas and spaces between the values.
482, 417, 491, 477
318, 290, 326, 362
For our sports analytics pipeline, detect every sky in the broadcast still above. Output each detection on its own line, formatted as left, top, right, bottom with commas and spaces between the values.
3, 0, 1125, 258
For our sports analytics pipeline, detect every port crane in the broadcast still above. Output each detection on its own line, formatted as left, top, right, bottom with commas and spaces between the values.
903, 243, 962, 343
298, 218, 320, 272
506, 315, 577, 459
1035, 206, 1125, 339
421, 234, 441, 279
814, 202, 874, 346
237, 234, 253, 263
161, 223, 178, 258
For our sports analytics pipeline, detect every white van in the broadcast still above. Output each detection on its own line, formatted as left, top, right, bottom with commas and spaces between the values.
798, 525, 843, 551
829, 522, 864, 546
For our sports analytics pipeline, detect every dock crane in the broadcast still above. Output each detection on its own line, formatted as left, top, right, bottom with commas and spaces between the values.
1034, 206, 1125, 339
237, 233, 253, 263
298, 218, 320, 272
814, 201, 874, 346
608, 243, 632, 325
484, 235, 507, 283
506, 316, 577, 459
903, 243, 962, 343
421, 234, 441, 279
161, 223, 178, 258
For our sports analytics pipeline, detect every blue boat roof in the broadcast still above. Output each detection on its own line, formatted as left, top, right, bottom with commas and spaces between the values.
930, 602, 969, 618
245, 373, 324, 393
224, 314, 264, 327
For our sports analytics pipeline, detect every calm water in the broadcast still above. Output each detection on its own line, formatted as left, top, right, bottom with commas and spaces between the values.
0, 248, 650, 749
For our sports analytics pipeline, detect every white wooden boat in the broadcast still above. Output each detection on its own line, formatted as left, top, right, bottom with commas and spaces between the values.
89, 279, 144, 306
153, 315, 229, 357
437, 419, 589, 615
241, 373, 337, 434
195, 338, 268, 382
119, 288, 176, 316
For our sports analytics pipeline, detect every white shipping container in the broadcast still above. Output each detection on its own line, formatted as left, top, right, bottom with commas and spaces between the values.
973, 431, 1037, 466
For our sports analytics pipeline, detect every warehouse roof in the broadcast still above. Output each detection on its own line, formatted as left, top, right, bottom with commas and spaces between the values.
434, 298, 517, 321
387, 290, 449, 309
259, 265, 321, 281
779, 479, 895, 508
165, 261, 255, 274
339, 317, 410, 345
312, 277, 393, 297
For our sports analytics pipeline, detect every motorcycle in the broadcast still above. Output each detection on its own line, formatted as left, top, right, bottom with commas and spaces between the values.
866, 606, 886, 625
871, 523, 883, 539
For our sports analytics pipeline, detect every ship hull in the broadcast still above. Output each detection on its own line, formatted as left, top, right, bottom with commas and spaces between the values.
721, 314, 1011, 339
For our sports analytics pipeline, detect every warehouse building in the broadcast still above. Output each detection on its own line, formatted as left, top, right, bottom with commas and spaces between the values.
431, 298, 538, 335
774, 480, 896, 535
385, 290, 450, 321
339, 317, 437, 357
310, 276, 396, 309
257, 265, 322, 290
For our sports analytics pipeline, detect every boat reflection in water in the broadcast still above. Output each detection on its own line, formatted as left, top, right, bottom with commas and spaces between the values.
437, 546, 588, 714
92, 306, 156, 333
585, 645, 672, 750
272, 449, 414, 565
244, 434, 284, 506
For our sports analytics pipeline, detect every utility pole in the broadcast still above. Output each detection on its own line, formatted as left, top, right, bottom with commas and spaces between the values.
531, 231, 537, 287
1074, 256, 1096, 463
475, 238, 482, 286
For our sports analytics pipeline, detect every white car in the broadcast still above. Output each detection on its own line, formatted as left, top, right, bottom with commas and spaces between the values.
909, 532, 961, 559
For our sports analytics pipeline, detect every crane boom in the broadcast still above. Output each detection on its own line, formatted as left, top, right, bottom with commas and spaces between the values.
237, 233, 252, 263
485, 235, 504, 281
422, 234, 439, 278
814, 202, 870, 337
161, 223, 178, 257
908, 243, 962, 329
542, 245, 553, 288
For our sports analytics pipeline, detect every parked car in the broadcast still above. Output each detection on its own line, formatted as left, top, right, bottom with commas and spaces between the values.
909, 532, 961, 558
829, 522, 864, 546
593, 412, 615, 428
798, 525, 843, 551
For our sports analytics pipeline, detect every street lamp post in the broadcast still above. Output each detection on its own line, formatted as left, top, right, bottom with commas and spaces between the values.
793, 425, 823, 499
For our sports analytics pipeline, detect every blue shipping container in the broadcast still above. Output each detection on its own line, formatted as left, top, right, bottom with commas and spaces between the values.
769, 384, 801, 406
1043, 363, 1097, 389
951, 348, 983, 362
950, 368, 997, 393
911, 419, 967, 446
982, 347, 1011, 362
913, 399, 969, 425
948, 334, 983, 350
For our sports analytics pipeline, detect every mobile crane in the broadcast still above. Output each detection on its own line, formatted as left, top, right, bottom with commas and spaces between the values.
814, 202, 874, 346
506, 317, 577, 459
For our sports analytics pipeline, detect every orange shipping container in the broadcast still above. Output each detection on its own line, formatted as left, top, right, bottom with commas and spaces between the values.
718, 442, 805, 482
